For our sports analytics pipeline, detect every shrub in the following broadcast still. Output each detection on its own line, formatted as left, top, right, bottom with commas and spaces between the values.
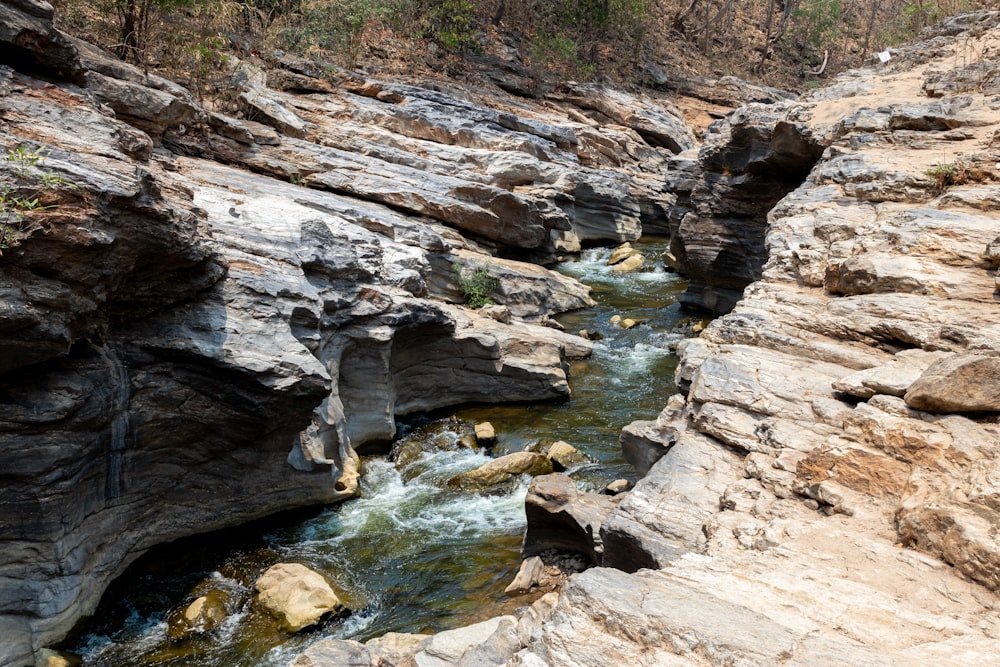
453, 260, 498, 308
0, 145, 72, 256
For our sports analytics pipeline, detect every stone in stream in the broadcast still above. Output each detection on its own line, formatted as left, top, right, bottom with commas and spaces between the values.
610, 254, 645, 273
167, 589, 232, 639
254, 563, 345, 632
446, 452, 553, 492
546, 441, 590, 471
474, 421, 497, 447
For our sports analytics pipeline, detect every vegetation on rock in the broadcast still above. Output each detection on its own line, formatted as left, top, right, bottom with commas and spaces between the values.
0, 146, 71, 256
453, 260, 499, 309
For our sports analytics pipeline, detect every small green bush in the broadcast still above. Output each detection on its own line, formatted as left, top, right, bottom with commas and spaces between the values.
926, 162, 968, 192
453, 260, 498, 309
0, 145, 71, 256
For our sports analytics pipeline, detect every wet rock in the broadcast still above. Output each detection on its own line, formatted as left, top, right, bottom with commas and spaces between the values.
545, 441, 589, 471
604, 479, 631, 495
522, 473, 616, 566
446, 452, 554, 492
474, 422, 496, 447
289, 639, 371, 667
610, 254, 644, 273
606, 243, 641, 266
167, 590, 231, 639
254, 563, 344, 632
904, 354, 1000, 413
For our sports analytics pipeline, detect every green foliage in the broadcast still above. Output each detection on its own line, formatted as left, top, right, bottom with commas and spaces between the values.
926, 161, 968, 191
792, 0, 842, 50
274, 0, 407, 64
421, 0, 480, 52
453, 260, 498, 309
0, 146, 71, 256
888, 0, 973, 44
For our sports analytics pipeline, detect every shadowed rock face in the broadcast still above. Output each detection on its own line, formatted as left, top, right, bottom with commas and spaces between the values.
670, 106, 827, 313
0, 1, 696, 662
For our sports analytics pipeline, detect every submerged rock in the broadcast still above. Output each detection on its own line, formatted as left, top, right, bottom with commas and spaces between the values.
254, 563, 344, 632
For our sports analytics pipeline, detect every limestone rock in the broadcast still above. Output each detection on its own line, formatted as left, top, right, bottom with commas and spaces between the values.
254, 563, 343, 632
905, 354, 1000, 413
446, 452, 554, 492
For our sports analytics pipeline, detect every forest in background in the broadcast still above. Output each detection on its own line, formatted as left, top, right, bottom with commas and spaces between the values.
52, 0, 1000, 102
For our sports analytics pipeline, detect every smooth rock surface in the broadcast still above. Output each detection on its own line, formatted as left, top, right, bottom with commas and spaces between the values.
254, 563, 343, 632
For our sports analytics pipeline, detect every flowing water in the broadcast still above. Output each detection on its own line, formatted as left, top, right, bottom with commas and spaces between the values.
62, 240, 691, 666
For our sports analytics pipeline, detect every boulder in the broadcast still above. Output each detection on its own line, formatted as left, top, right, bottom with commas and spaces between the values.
904, 354, 1000, 413
254, 563, 344, 632
446, 452, 554, 492
522, 473, 617, 565
607, 243, 640, 266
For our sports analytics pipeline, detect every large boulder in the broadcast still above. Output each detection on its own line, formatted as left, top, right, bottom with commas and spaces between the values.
254, 563, 344, 632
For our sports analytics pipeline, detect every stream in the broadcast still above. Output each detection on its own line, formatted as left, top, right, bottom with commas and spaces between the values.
61, 240, 691, 666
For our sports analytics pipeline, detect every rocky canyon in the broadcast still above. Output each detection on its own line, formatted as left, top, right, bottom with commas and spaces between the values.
4, 2, 1000, 666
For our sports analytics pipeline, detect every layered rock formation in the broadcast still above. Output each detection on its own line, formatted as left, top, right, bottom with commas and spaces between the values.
0, 3, 696, 664
293, 11, 1000, 666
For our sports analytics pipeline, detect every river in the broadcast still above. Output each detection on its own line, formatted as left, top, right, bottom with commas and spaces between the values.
61, 240, 691, 666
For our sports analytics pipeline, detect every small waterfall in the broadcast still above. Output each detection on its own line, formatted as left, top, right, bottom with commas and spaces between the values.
100, 343, 131, 500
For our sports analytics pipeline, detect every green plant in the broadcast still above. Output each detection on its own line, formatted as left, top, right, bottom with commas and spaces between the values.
0, 145, 71, 256
926, 161, 968, 192
453, 260, 498, 309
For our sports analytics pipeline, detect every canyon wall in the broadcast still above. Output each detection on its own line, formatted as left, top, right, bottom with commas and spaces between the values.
295, 11, 1000, 666
0, 2, 697, 663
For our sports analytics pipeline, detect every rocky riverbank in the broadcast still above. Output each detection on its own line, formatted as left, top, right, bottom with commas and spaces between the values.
0, 1, 710, 664
294, 11, 1000, 667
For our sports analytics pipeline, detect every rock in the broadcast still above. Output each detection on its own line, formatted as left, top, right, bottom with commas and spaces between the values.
604, 479, 631, 495
33, 649, 79, 667
545, 441, 589, 471
832, 349, 948, 399
609, 254, 644, 273
618, 317, 638, 329
167, 590, 231, 639
504, 556, 549, 595
84, 70, 201, 139
446, 452, 554, 492
522, 473, 617, 565
607, 243, 641, 266
253, 563, 343, 632
474, 421, 496, 447
904, 354, 1000, 413
238, 85, 309, 138
289, 639, 372, 667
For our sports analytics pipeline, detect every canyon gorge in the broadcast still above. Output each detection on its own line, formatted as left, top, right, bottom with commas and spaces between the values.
4, 1, 1000, 665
